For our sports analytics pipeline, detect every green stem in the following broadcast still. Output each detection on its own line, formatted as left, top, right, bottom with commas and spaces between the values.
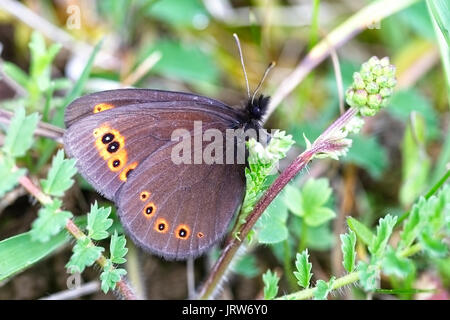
297, 219, 308, 253
308, 0, 321, 50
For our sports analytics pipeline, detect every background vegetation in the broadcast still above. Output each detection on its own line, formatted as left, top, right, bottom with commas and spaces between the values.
0, 0, 448, 300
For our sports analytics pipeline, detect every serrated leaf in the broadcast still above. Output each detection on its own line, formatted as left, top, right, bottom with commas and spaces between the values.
398, 200, 423, 251
30, 199, 72, 242
314, 277, 335, 300
0, 157, 26, 198
40, 149, 77, 197
419, 229, 448, 258
293, 250, 313, 289
304, 207, 336, 227
66, 237, 104, 274
369, 215, 397, 259
382, 248, 415, 278
283, 184, 303, 216
2, 107, 39, 157
87, 202, 112, 241
341, 231, 357, 273
110, 231, 127, 264
262, 269, 279, 300
100, 260, 127, 294
358, 261, 379, 291
347, 217, 375, 246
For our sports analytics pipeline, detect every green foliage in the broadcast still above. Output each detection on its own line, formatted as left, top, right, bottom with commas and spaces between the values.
30, 199, 73, 242
284, 178, 336, 227
341, 231, 357, 273
2, 107, 39, 158
66, 237, 104, 273
109, 231, 128, 264
40, 150, 77, 197
400, 113, 431, 207
313, 277, 335, 300
358, 261, 379, 291
347, 217, 375, 246
369, 215, 397, 259
255, 194, 288, 244
100, 260, 127, 293
0, 157, 26, 198
262, 270, 279, 300
382, 248, 415, 278
87, 202, 113, 241
293, 250, 313, 289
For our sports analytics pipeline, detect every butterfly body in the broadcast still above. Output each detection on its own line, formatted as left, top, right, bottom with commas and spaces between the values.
64, 89, 268, 260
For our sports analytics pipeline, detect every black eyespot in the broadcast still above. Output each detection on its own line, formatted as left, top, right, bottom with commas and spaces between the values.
126, 169, 134, 178
102, 133, 114, 144
178, 228, 187, 238
146, 206, 153, 215
158, 223, 165, 231
107, 141, 120, 153
112, 159, 120, 167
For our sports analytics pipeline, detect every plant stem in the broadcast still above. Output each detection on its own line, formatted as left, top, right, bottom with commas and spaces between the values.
283, 240, 297, 290
197, 108, 358, 299
18, 173, 138, 300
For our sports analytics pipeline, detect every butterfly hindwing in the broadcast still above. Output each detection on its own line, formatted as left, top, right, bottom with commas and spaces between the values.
116, 128, 245, 260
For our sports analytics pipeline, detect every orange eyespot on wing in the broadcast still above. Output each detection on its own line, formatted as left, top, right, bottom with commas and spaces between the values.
93, 125, 126, 161
140, 191, 150, 201
197, 232, 204, 239
107, 149, 128, 171
154, 218, 169, 233
93, 103, 114, 113
119, 162, 138, 182
142, 202, 156, 218
175, 224, 191, 240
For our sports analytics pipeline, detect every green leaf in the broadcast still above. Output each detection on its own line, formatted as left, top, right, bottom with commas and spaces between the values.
30, 199, 73, 242
420, 229, 448, 258
398, 199, 423, 251
341, 231, 357, 273
293, 250, 313, 289
110, 231, 127, 264
66, 237, 104, 274
304, 207, 336, 227
2, 107, 39, 157
382, 248, 415, 278
87, 202, 113, 241
138, 39, 219, 86
283, 184, 303, 216
40, 149, 77, 197
347, 217, 375, 246
314, 277, 335, 300
232, 254, 260, 278
369, 215, 397, 259
2, 62, 29, 88
262, 269, 279, 300
256, 194, 288, 244
0, 228, 69, 281
0, 157, 26, 198
358, 261, 379, 291
100, 259, 127, 294
301, 178, 332, 212
400, 113, 431, 207
146, 0, 208, 28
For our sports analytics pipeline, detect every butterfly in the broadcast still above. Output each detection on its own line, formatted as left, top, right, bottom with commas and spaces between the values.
63, 37, 274, 260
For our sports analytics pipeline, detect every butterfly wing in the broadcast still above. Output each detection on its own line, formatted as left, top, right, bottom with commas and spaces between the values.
116, 129, 245, 260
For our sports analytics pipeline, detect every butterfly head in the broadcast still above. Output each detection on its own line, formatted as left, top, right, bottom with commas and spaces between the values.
246, 94, 270, 122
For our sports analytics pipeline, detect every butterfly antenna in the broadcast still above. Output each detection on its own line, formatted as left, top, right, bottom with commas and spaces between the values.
251, 61, 276, 104
233, 33, 251, 99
